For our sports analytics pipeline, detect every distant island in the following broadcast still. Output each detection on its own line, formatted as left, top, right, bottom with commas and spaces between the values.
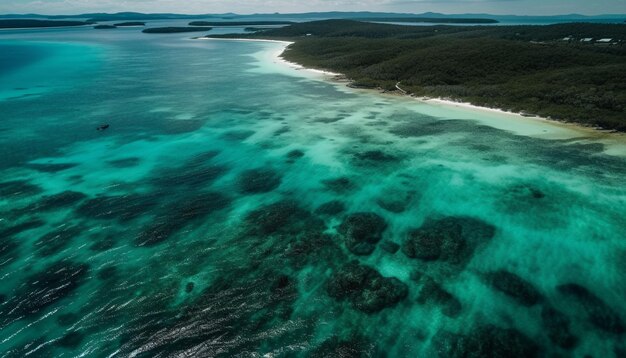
94, 22, 145, 29
189, 21, 295, 26
211, 20, 626, 131
114, 22, 146, 26
0, 19, 91, 29
354, 17, 499, 24
142, 26, 213, 34
245, 27, 271, 32
94, 24, 117, 29
2, 11, 624, 24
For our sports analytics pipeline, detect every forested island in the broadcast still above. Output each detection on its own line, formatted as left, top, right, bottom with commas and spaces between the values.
0, 19, 91, 28
212, 20, 626, 131
94, 22, 145, 29
355, 17, 499, 24
189, 21, 294, 26
142, 26, 212, 34
245, 27, 271, 32
114, 22, 146, 26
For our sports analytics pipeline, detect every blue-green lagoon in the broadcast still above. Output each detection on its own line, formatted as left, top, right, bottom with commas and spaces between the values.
0, 26, 625, 357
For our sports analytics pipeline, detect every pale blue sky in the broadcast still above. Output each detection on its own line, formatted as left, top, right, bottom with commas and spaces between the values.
1, 0, 625, 16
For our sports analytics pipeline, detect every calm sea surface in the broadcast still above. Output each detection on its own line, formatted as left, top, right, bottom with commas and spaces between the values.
0, 23, 625, 357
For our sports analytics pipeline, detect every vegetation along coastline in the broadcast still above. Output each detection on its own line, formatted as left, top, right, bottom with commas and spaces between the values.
210, 20, 626, 131
143, 26, 213, 34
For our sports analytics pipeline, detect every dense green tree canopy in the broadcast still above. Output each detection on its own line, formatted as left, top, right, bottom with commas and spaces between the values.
214, 20, 626, 130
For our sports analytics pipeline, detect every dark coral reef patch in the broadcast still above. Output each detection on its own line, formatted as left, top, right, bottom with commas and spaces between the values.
338, 212, 387, 256
487, 270, 542, 306
557, 283, 624, 334
135, 192, 231, 247
435, 325, 541, 358
416, 276, 462, 318
402, 216, 496, 264
237, 167, 282, 194
76, 194, 158, 221
326, 261, 408, 313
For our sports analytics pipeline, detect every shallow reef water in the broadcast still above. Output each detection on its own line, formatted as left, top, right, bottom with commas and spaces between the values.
0, 26, 625, 357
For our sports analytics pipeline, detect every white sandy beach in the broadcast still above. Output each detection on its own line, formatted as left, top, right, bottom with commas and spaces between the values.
201, 37, 626, 155
198, 37, 294, 45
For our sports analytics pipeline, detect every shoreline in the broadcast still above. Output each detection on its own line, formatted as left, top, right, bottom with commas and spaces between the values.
200, 37, 343, 76
273, 48, 343, 77
272, 41, 621, 136
200, 37, 626, 154
197, 37, 294, 45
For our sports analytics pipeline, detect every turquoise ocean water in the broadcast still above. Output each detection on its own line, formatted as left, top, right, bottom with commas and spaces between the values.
0, 25, 625, 357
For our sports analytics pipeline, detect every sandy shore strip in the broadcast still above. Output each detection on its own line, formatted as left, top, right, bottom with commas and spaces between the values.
200, 37, 342, 77
199, 37, 626, 154
198, 37, 294, 45
273, 50, 342, 77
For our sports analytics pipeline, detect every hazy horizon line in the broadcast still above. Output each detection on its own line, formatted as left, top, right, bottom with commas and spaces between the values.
1, 10, 626, 17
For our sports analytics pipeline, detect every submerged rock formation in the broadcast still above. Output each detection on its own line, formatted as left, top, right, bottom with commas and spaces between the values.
244, 200, 311, 235
77, 194, 158, 221
487, 270, 542, 306
541, 306, 579, 350
402, 216, 496, 264
34, 225, 83, 257
135, 192, 231, 246
380, 240, 400, 254
338, 212, 387, 255
28, 191, 87, 211
326, 261, 408, 313
417, 277, 462, 318
315, 200, 346, 216
237, 167, 282, 194
310, 336, 374, 357
436, 325, 541, 358
322, 176, 356, 193
558, 283, 624, 334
